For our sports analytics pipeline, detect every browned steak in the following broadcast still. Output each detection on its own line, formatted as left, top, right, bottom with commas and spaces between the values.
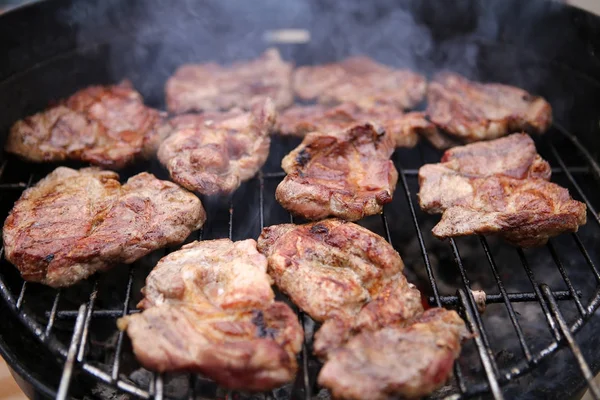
257, 219, 424, 359
276, 123, 398, 221
318, 308, 469, 400
418, 133, 586, 247
157, 99, 276, 196
293, 56, 426, 110
5, 81, 169, 169
166, 48, 293, 113
277, 102, 436, 148
426, 72, 552, 146
2, 167, 205, 287
117, 239, 303, 391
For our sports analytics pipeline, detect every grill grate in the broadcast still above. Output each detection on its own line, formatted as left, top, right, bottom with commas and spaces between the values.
1, 124, 600, 400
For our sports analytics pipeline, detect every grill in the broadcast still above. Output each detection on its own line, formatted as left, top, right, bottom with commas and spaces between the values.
1, 0, 600, 399
1, 123, 600, 400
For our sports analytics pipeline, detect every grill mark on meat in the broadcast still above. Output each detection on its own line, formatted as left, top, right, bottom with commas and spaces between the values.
251, 310, 277, 339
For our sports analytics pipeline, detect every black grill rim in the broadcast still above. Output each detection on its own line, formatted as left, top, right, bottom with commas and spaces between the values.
0, 123, 599, 400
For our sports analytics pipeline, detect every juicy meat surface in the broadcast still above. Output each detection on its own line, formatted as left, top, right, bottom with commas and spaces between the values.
276, 123, 398, 221
293, 56, 426, 110
5, 81, 169, 169
318, 308, 469, 400
426, 72, 552, 144
418, 133, 586, 247
257, 219, 424, 358
277, 102, 435, 148
157, 99, 276, 195
166, 48, 293, 113
3, 167, 205, 287
117, 239, 303, 391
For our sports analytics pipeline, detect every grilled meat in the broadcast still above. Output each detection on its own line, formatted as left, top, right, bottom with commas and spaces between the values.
293, 56, 426, 110
276, 123, 398, 221
117, 239, 303, 391
166, 48, 293, 113
418, 133, 586, 247
318, 308, 469, 400
5, 81, 169, 169
426, 72, 552, 145
157, 98, 276, 196
3, 167, 205, 287
257, 219, 423, 358
277, 102, 435, 148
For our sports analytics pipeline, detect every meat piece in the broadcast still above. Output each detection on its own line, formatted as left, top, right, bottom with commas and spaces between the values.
276, 123, 398, 221
426, 72, 552, 144
293, 56, 426, 110
418, 133, 586, 247
117, 239, 303, 391
277, 103, 435, 148
257, 219, 423, 358
318, 308, 469, 400
3, 167, 205, 287
166, 48, 293, 113
157, 98, 276, 196
5, 81, 169, 169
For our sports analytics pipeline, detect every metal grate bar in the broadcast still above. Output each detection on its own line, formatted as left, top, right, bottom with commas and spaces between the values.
154, 373, 164, 400
15, 282, 27, 310
259, 172, 265, 230
546, 241, 587, 317
56, 304, 87, 400
549, 144, 600, 226
457, 289, 504, 400
571, 233, 600, 283
516, 249, 562, 341
449, 239, 501, 378
77, 279, 99, 362
44, 291, 61, 338
540, 285, 600, 400
553, 122, 600, 182
429, 290, 577, 307
396, 166, 442, 306
111, 266, 135, 381
479, 236, 532, 361
299, 311, 311, 400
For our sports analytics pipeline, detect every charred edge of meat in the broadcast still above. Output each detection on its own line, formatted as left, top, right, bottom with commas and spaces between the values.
251, 310, 276, 339
296, 148, 311, 168
309, 223, 330, 236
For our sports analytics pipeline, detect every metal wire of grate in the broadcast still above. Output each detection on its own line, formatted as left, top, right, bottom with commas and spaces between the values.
0, 124, 599, 400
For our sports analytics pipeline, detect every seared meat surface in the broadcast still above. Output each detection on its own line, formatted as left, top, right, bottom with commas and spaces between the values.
276, 123, 398, 221
426, 72, 552, 145
3, 167, 205, 287
257, 219, 424, 358
418, 133, 586, 247
277, 102, 435, 148
293, 56, 426, 110
318, 308, 469, 400
5, 81, 169, 169
157, 99, 276, 196
166, 48, 293, 113
118, 239, 303, 391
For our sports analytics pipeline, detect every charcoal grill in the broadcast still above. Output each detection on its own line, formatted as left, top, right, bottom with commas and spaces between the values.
1, 0, 600, 399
